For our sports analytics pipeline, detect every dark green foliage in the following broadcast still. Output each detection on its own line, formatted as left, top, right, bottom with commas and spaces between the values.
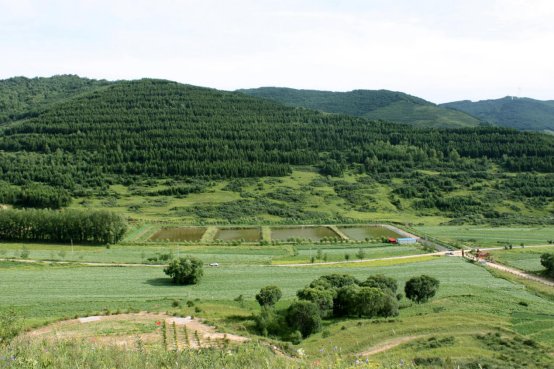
405, 275, 440, 303
309, 274, 360, 289
255, 285, 282, 307
254, 306, 282, 336
0, 79, 552, 196
296, 287, 336, 318
0, 181, 71, 208
360, 274, 398, 293
442, 97, 554, 132
285, 301, 322, 337
301, 273, 400, 318
353, 287, 386, 317
0, 75, 111, 124
239, 87, 484, 128
540, 253, 554, 277
333, 284, 360, 317
163, 256, 204, 285
0, 208, 127, 243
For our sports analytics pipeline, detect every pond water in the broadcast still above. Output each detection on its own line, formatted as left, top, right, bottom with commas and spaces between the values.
338, 226, 401, 241
215, 229, 261, 242
271, 227, 339, 241
150, 228, 206, 242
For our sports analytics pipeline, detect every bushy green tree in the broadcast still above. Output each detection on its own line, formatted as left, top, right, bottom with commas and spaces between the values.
296, 287, 336, 318
405, 275, 440, 303
286, 301, 322, 337
163, 256, 204, 285
354, 287, 386, 317
254, 306, 281, 337
255, 285, 282, 307
540, 253, 554, 276
334, 284, 360, 317
360, 274, 398, 293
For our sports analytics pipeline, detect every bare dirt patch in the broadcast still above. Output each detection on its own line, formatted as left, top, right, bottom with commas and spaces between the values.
20, 312, 250, 350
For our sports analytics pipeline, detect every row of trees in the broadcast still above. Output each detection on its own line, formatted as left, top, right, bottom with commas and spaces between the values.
0, 208, 128, 244
0, 181, 71, 208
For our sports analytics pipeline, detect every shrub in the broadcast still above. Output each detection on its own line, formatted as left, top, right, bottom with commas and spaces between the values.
354, 287, 386, 318
255, 285, 282, 308
20, 245, 30, 259
286, 301, 322, 337
0, 309, 21, 344
540, 253, 554, 276
290, 330, 303, 344
360, 274, 398, 293
254, 306, 281, 336
163, 256, 204, 285
296, 287, 335, 318
405, 275, 440, 303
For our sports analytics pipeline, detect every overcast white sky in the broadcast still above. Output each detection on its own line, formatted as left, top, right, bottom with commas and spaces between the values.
1, 0, 553, 103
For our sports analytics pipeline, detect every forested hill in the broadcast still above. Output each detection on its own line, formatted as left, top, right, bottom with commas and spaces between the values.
0, 75, 111, 125
0, 78, 553, 189
237, 87, 486, 128
441, 97, 554, 134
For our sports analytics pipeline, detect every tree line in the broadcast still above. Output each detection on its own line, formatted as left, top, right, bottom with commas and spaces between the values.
0, 208, 128, 244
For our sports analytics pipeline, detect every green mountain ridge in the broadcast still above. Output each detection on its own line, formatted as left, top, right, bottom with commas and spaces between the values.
0, 75, 111, 125
237, 87, 487, 128
441, 96, 554, 134
0, 77, 553, 225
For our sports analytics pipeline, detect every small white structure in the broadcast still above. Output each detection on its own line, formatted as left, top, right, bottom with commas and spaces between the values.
397, 238, 416, 244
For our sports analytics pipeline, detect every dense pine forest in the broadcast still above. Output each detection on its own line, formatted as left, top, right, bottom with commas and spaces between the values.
0, 75, 111, 124
0, 77, 553, 228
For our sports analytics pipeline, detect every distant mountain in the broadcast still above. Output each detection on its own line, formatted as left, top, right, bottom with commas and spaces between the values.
441, 97, 554, 134
237, 87, 487, 128
0, 75, 111, 125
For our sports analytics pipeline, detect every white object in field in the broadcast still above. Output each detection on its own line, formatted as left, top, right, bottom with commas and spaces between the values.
79, 316, 101, 323
210, 262, 219, 267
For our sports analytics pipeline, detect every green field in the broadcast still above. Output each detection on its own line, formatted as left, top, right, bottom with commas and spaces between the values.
0, 258, 554, 334
487, 246, 554, 273
415, 226, 554, 247
2, 255, 554, 367
272, 244, 425, 263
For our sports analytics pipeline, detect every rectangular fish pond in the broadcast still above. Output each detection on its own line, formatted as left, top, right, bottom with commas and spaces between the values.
338, 226, 402, 241
214, 228, 261, 242
271, 227, 339, 242
150, 227, 206, 242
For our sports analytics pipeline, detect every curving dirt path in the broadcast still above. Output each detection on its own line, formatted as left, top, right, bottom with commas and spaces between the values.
465, 255, 554, 287
359, 335, 426, 356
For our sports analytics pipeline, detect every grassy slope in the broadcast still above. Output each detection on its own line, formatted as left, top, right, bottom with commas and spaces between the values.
2, 257, 553, 364
64, 168, 553, 225
238, 87, 484, 128
442, 97, 554, 132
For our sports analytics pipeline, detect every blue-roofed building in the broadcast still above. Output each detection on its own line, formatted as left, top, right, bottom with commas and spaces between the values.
397, 238, 417, 244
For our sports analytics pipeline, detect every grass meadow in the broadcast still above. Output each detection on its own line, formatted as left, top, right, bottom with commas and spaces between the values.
2, 257, 553, 341
414, 225, 554, 247
487, 246, 554, 273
